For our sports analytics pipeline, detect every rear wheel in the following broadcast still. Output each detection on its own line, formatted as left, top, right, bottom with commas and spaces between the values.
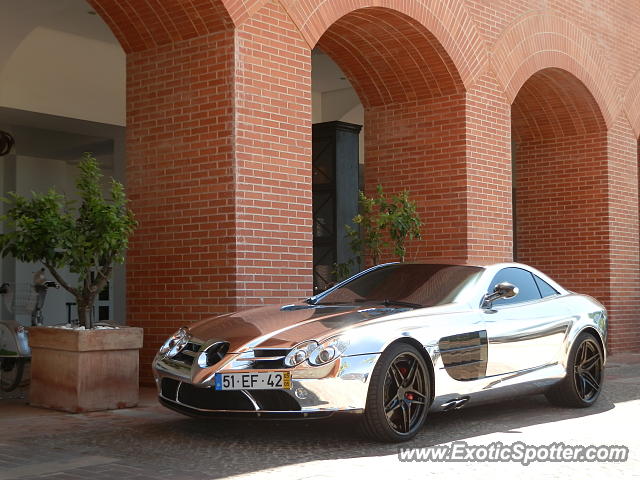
545, 332, 603, 407
361, 343, 430, 442
0, 357, 26, 392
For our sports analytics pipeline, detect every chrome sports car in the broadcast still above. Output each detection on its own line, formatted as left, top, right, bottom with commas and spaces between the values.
153, 262, 607, 442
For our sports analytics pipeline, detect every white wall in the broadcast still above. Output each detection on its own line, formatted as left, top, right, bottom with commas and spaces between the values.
312, 91, 323, 123
321, 88, 360, 121
0, 26, 125, 126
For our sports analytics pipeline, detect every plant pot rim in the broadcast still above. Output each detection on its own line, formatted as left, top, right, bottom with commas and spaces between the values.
29, 326, 144, 352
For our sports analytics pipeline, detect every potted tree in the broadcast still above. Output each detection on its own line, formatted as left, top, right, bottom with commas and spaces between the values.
0, 153, 141, 412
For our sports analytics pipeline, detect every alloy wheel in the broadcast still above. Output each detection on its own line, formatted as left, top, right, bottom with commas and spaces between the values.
573, 338, 602, 402
382, 352, 428, 434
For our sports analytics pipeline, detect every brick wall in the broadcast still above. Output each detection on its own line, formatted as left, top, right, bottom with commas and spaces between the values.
125, 30, 237, 376
465, 71, 513, 264
606, 117, 640, 351
514, 134, 609, 293
364, 96, 468, 262
90, 0, 640, 362
234, 1, 313, 307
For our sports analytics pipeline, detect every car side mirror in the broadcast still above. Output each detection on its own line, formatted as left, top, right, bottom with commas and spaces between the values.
482, 282, 519, 309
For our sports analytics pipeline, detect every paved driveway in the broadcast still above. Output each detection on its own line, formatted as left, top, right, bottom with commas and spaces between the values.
1, 354, 639, 480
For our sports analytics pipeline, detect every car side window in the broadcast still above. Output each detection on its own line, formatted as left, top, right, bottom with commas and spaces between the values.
534, 275, 559, 298
487, 267, 542, 306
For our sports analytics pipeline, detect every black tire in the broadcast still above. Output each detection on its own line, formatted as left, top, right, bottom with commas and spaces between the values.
360, 343, 431, 442
545, 332, 603, 408
0, 357, 26, 392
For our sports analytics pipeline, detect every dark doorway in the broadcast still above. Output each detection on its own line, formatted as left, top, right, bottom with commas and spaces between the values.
312, 121, 361, 292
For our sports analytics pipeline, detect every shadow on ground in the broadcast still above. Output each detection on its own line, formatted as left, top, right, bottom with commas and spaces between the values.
10, 359, 636, 479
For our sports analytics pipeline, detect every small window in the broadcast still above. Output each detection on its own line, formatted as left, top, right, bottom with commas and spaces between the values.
487, 267, 542, 306
534, 275, 559, 298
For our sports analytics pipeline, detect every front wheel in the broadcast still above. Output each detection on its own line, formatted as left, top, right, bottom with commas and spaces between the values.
545, 332, 603, 407
361, 343, 431, 442
0, 357, 26, 392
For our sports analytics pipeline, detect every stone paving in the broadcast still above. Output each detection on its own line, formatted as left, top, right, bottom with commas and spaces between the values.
1, 354, 639, 480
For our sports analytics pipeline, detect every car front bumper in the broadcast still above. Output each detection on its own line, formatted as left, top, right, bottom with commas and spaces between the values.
154, 353, 380, 417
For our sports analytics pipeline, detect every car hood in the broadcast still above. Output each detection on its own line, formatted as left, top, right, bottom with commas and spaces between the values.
187, 303, 417, 352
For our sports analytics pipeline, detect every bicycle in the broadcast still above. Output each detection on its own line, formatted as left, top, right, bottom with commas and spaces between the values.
0, 270, 59, 392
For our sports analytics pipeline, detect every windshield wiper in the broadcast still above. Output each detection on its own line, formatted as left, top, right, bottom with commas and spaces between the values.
382, 299, 423, 309
353, 298, 422, 308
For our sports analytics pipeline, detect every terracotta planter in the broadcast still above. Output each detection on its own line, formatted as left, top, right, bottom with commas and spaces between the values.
28, 326, 144, 413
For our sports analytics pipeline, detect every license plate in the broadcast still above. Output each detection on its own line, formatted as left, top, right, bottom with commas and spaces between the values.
214, 371, 291, 390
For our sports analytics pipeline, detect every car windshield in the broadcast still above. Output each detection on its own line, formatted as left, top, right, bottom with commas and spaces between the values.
314, 264, 484, 307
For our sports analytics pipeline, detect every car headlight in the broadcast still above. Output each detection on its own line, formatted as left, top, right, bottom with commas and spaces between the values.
159, 327, 190, 357
284, 340, 318, 367
308, 335, 350, 366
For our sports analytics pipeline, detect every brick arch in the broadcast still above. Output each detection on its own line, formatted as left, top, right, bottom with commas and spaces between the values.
316, 7, 464, 107
88, 0, 238, 53
623, 69, 640, 139
283, 0, 485, 90
309, 6, 471, 262
512, 67, 609, 307
512, 68, 607, 142
493, 13, 619, 129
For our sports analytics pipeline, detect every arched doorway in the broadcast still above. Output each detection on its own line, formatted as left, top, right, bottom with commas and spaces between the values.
512, 68, 608, 299
313, 7, 467, 267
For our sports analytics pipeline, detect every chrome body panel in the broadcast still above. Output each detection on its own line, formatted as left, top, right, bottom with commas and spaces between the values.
153, 262, 607, 418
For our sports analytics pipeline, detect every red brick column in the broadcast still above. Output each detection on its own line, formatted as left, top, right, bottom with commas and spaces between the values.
606, 116, 640, 352
364, 71, 513, 264
125, 31, 237, 374
464, 71, 513, 263
234, 1, 313, 306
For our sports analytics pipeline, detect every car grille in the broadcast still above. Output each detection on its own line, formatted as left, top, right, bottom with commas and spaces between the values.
233, 348, 290, 369
169, 340, 230, 368
160, 377, 300, 411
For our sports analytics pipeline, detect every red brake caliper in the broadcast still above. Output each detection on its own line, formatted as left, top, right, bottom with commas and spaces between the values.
399, 366, 413, 400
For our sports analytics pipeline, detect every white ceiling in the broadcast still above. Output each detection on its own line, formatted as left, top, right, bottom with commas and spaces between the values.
0, 0, 118, 73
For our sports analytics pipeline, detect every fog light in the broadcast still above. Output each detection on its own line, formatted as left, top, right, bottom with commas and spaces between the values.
295, 387, 308, 399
